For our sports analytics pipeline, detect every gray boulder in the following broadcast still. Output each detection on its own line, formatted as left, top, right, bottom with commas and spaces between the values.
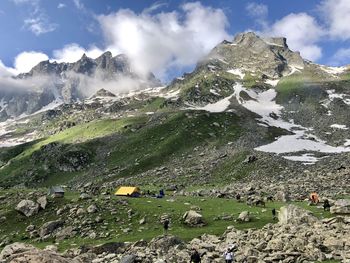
238, 211, 251, 222
55, 226, 76, 241
40, 220, 64, 239
330, 199, 350, 214
278, 205, 317, 225
37, 196, 48, 209
183, 210, 205, 226
274, 191, 290, 202
87, 204, 98, 213
149, 235, 185, 251
120, 254, 137, 263
15, 200, 40, 217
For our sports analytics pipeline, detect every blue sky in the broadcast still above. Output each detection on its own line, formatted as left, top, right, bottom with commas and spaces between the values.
0, 0, 349, 81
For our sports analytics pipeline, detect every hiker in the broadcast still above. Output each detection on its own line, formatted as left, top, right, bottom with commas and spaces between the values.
163, 219, 169, 235
235, 193, 241, 202
190, 248, 201, 263
323, 199, 331, 211
272, 208, 277, 220
223, 247, 234, 263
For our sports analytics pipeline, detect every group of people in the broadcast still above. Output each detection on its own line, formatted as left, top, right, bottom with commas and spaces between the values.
190, 246, 235, 263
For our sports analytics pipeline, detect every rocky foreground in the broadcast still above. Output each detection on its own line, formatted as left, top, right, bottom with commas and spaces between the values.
1, 205, 349, 263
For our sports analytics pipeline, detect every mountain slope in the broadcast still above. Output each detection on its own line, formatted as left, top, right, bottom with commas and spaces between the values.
0, 32, 349, 189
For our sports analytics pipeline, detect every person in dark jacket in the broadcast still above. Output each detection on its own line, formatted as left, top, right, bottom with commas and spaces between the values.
190, 249, 201, 263
163, 219, 169, 235
323, 199, 331, 211
272, 208, 277, 220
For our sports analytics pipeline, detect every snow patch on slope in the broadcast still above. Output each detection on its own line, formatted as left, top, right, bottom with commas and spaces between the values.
233, 85, 350, 163
227, 69, 245, 79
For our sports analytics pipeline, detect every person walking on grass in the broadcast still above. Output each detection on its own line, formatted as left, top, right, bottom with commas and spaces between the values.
223, 247, 234, 263
163, 218, 169, 235
272, 208, 277, 220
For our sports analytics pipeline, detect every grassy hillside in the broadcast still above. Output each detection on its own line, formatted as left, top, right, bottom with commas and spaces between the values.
0, 190, 333, 251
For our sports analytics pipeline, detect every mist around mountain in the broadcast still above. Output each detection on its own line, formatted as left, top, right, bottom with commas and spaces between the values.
0, 51, 160, 120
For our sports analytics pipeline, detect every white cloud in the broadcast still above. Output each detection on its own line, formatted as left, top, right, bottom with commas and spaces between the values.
143, 1, 168, 14
57, 3, 66, 9
12, 0, 57, 35
52, 44, 104, 63
330, 48, 350, 65
24, 17, 57, 35
319, 0, 350, 40
73, 0, 84, 10
265, 13, 324, 61
246, 2, 268, 18
14, 51, 49, 73
98, 1, 230, 78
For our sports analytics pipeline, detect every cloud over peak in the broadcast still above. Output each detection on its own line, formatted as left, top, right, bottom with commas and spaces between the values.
98, 2, 230, 79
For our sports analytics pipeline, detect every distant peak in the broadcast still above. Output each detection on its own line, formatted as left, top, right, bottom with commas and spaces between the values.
93, 88, 116, 97
98, 51, 113, 59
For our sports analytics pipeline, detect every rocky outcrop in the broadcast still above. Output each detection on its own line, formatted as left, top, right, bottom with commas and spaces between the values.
15, 200, 40, 217
0, 243, 73, 263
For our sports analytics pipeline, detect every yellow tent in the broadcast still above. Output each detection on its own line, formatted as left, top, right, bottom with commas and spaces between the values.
115, 186, 140, 197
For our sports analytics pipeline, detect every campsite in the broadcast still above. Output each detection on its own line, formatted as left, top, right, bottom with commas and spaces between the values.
0, 187, 336, 251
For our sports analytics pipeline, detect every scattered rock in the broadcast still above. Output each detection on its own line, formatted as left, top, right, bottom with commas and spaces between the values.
87, 204, 98, 213
330, 199, 350, 214
15, 200, 40, 217
40, 220, 64, 239
243, 155, 257, 164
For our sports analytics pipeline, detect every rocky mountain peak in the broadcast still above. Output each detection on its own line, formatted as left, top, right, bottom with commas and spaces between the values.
93, 88, 116, 98
201, 32, 304, 78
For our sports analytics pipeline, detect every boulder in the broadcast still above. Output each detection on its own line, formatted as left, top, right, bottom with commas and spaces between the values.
55, 226, 76, 241
37, 196, 48, 209
278, 205, 317, 225
15, 200, 40, 217
183, 210, 205, 226
40, 220, 64, 238
243, 155, 257, 164
149, 235, 185, 251
238, 211, 251, 222
80, 193, 91, 200
119, 254, 137, 263
274, 191, 290, 202
87, 204, 98, 213
330, 199, 350, 214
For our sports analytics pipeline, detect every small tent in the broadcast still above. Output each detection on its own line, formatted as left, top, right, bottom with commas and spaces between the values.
48, 186, 65, 198
115, 186, 140, 197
